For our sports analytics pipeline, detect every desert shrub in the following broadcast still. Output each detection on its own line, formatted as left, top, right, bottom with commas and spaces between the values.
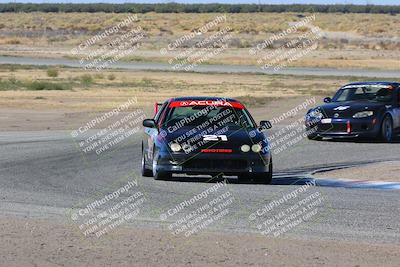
0, 78, 23, 90
5, 39, 21, 44
107, 73, 116, 80
80, 74, 93, 85
26, 81, 71, 90
94, 73, 104, 79
47, 68, 59, 77
140, 78, 153, 86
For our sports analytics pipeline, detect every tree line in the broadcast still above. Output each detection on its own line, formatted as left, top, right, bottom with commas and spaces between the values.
0, 3, 399, 14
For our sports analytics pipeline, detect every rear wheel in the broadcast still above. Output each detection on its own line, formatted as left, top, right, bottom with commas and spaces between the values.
152, 150, 172, 180
381, 115, 394, 143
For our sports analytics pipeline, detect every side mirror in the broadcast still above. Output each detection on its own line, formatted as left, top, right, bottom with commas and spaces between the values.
143, 119, 156, 128
259, 120, 272, 130
323, 97, 332, 103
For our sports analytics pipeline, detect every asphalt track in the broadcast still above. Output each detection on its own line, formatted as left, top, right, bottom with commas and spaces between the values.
1, 55, 400, 78
1, 56, 399, 244
0, 127, 399, 244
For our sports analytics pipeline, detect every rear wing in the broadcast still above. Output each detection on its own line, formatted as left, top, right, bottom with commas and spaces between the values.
154, 102, 163, 116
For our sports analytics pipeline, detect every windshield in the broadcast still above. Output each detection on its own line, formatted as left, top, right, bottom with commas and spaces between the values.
162, 105, 255, 129
333, 85, 394, 103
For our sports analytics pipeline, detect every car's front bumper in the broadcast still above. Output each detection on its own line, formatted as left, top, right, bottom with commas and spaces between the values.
306, 117, 381, 139
156, 150, 271, 175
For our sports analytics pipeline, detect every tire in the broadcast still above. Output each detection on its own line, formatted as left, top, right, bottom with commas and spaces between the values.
254, 158, 273, 184
381, 115, 394, 143
307, 134, 322, 141
152, 150, 172, 180
238, 174, 250, 183
141, 150, 153, 177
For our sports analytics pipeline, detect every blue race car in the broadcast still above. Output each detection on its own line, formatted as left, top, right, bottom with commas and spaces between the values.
141, 96, 273, 183
305, 81, 400, 142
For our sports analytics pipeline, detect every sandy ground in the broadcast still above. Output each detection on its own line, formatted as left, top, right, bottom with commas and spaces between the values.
1, 95, 399, 266
0, 96, 314, 131
1, 216, 399, 267
314, 161, 400, 182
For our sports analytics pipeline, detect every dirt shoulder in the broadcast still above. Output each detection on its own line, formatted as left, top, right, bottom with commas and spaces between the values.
1, 216, 399, 267
314, 161, 400, 182
0, 96, 314, 132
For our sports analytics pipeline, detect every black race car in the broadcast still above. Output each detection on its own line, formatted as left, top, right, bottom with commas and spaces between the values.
141, 97, 273, 183
305, 81, 400, 142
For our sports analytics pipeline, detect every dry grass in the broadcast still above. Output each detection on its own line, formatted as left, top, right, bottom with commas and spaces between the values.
0, 65, 356, 111
1, 12, 399, 37
0, 12, 399, 51
0, 12, 399, 70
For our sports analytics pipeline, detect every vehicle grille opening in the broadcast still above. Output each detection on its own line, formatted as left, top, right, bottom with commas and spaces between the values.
183, 159, 247, 170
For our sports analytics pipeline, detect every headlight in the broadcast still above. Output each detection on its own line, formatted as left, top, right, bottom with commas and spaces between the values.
353, 111, 374, 118
251, 144, 262, 153
182, 143, 191, 152
240, 144, 250, 152
170, 143, 182, 152
308, 109, 323, 119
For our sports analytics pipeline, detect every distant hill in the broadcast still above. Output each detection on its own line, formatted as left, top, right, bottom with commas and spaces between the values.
1, 3, 399, 14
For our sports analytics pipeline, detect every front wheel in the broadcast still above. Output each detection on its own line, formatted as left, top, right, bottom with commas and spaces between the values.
307, 133, 322, 141
152, 150, 172, 180
254, 158, 273, 184
141, 151, 153, 177
381, 115, 394, 143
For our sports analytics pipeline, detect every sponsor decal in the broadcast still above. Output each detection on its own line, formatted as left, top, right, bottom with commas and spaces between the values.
321, 118, 332, 123
333, 106, 350, 111
203, 134, 228, 141
201, 149, 233, 153
169, 101, 244, 109
342, 84, 393, 89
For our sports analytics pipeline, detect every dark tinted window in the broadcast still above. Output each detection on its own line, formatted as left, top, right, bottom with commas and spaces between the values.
162, 105, 255, 129
333, 85, 394, 103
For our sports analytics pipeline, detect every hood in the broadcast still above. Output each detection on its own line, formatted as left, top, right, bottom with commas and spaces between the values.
316, 101, 387, 118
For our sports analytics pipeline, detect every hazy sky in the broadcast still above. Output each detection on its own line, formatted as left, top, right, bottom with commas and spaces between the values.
2, 0, 400, 5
